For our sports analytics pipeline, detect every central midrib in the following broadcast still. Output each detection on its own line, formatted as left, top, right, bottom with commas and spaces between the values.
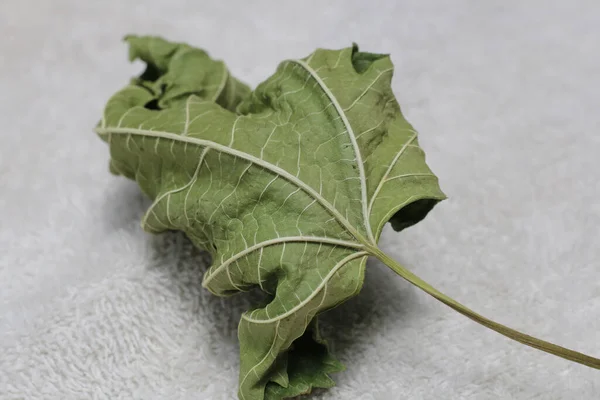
289, 58, 375, 244
95, 126, 371, 245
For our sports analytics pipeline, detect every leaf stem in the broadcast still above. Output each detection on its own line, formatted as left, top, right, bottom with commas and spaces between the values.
368, 245, 600, 369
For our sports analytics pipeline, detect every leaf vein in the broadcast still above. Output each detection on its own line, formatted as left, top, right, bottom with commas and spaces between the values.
242, 251, 368, 324
202, 236, 364, 289
96, 127, 365, 242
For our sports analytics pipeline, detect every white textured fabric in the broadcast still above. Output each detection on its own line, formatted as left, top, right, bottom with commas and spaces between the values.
1, 1, 599, 399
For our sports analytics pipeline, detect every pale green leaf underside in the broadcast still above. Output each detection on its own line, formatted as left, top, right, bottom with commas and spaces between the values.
96, 36, 445, 400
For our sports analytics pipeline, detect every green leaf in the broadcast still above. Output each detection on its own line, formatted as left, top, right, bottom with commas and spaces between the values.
98, 38, 442, 399
96, 36, 600, 400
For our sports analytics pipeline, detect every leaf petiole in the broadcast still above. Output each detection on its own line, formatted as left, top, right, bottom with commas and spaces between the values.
368, 245, 600, 369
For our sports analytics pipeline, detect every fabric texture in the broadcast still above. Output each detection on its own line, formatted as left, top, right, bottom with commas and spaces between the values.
1, 1, 599, 399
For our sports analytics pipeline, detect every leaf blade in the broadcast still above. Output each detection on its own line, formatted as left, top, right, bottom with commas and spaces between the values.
97, 37, 446, 400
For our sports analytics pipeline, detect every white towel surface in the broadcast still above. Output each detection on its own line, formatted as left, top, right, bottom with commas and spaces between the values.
1, 1, 599, 399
